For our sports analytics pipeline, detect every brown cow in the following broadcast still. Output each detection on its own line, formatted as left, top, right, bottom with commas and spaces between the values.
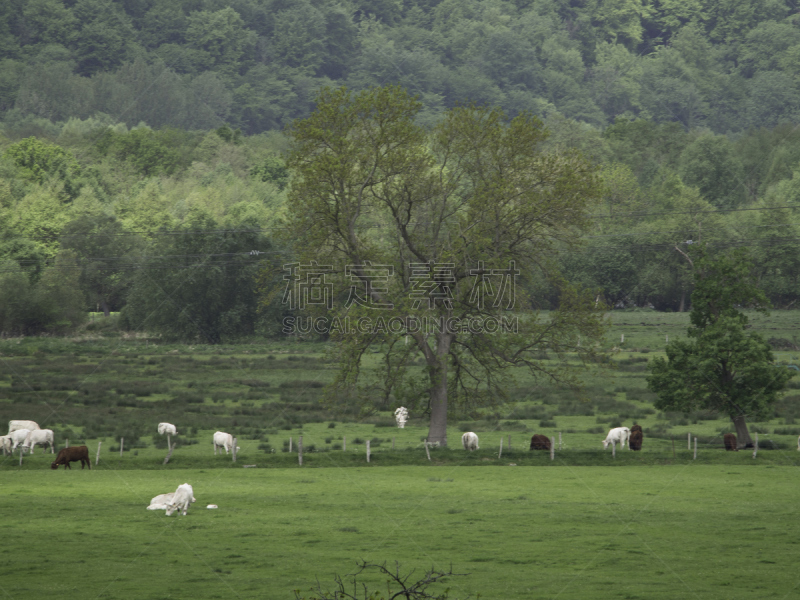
530, 434, 551, 451
723, 433, 738, 451
629, 430, 643, 451
630, 424, 643, 435
51, 446, 91, 470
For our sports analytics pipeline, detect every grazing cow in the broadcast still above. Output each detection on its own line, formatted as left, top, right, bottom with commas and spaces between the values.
158, 422, 177, 436
213, 431, 240, 455
165, 483, 195, 516
8, 420, 39, 434
461, 432, 479, 451
0, 435, 12, 455
602, 427, 631, 450
394, 407, 409, 429
24, 429, 55, 454
10, 429, 31, 453
530, 434, 552, 451
629, 430, 643, 451
51, 446, 91, 469
723, 433, 738, 451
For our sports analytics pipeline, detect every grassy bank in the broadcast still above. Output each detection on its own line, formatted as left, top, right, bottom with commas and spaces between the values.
1, 466, 798, 599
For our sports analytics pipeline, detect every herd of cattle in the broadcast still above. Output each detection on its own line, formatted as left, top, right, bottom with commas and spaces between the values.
460, 425, 648, 453
0, 420, 768, 468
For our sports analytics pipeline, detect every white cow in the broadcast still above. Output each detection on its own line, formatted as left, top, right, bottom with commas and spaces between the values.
148, 491, 197, 511
461, 431, 479, 451
165, 483, 195, 516
158, 422, 177, 436
0, 435, 12, 455
213, 431, 240, 455
394, 407, 409, 428
10, 429, 31, 453
9, 420, 40, 434
602, 426, 631, 450
23, 429, 55, 454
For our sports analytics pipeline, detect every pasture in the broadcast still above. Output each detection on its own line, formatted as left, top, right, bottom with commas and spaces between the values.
1, 466, 799, 599
2, 309, 800, 597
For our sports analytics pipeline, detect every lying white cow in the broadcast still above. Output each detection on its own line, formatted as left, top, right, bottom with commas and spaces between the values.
10, 429, 31, 453
158, 422, 177, 436
602, 426, 631, 450
9, 420, 39, 434
462, 431, 479, 451
24, 429, 54, 454
165, 483, 195, 516
213, 431, 240, 455
148, 490, 197, 511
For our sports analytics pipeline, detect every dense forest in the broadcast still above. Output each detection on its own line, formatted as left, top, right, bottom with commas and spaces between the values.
1, 0, 799, 340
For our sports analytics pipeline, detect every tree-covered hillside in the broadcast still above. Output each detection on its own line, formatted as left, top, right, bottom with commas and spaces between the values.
1, 0, 800, 341
1, 0, 799, 133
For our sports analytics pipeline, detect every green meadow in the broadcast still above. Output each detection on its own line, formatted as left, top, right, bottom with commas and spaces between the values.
2, 309, 800, 598
1, 466, 799, 599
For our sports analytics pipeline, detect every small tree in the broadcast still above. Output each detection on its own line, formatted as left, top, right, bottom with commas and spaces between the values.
647, 247, 792, 448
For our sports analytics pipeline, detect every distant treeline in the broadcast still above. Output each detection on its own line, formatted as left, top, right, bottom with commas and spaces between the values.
1, 0, 800, 134
1, 113, 799, 341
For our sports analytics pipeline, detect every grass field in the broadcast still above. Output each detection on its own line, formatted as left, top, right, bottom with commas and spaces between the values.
2, 309, 800, 598
1, 466, 799, 599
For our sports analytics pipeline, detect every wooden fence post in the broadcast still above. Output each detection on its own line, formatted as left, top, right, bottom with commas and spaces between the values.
289, 436, 293, 453
232, 437, 238, 462
120, 437, 124, 457
19, 447, 23, 466
298, 436, 303, 466
693, 437, 697, 460
424, 440, 431, 462
163, 444, 175, 465
96, 442, 101, 466
167, 434, 171, 452
688, 432, 691, 450
366, 440, 370, 463
550, 437, 555, 461
343, 436, 346, 452
752, 433, 758, 459
498, 436, 503, 459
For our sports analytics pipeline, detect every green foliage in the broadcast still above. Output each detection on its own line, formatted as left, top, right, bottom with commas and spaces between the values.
4, 137, 84, 200
94, 127, 181, 177
0, 251, 86, 336
121, 211, 275, 343
59, 214, 143, 315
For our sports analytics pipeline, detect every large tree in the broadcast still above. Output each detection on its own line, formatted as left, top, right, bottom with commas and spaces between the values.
280, 85, 607, 445
647, 247, 792, 448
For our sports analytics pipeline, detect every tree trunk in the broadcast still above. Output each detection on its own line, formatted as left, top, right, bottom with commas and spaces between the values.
679, 289, 686, 313
101, 299, 110, 318
732, 415, 753, 449
426, 332, 452, 447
